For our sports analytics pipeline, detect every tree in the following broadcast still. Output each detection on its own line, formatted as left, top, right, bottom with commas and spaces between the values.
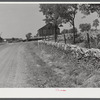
61, 29, 68, 34
39, 4, 79, 43
61, 29, 68, 44
93, 19, 99, 31
68, 27, 78, 33
58, 4, 78, 44
79, 23, 91, 48
79, 4, 100, 17
26, 33, 32, 40
79, 4, 100, 48
79, 23, 91, 32
39, 4, 62, 42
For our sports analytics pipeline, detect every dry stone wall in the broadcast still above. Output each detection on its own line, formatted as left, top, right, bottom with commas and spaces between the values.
38, 40, 100, 60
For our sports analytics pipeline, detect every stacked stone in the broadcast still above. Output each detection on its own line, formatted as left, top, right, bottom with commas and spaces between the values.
38, 40, 100, 59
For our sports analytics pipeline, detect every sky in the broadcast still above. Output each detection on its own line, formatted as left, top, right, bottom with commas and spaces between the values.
0, 4, 45, 39
0, 4, 99, 39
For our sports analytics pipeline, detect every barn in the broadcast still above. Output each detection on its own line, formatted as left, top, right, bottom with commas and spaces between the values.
37, 23, 60, 38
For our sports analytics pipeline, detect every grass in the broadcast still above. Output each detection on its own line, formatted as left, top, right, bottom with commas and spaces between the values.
24, 41, 100, 87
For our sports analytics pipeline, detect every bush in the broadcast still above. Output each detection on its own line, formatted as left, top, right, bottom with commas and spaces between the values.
61, 29, 68, 34
68, 27, 78, 33
97, 42, 100, 49
75, 33, 84, 43
97, 34, 100, 44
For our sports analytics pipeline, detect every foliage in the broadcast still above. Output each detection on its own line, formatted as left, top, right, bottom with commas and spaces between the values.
79, 4, 100, 48
79, 4, 100, 17
61, 29, 68, 44
39, 4, 63, 42
68, 27, 78, 33
61, 28, 79, 44
75, 33, 84, 43
58, 4, 78, 44
79, 23, 91, 32
39, 4, 79, 43
26, 33, 32, 40
59, 4, 78, 25
39, 4, 62, 25
39, 4, 100, 45
91, 28, 96, 31
61, 29, 68, 34
93, 19, 99, 30
79, 23, 91, 48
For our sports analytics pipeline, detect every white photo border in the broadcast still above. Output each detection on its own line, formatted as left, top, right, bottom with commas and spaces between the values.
0, 1, 99, 98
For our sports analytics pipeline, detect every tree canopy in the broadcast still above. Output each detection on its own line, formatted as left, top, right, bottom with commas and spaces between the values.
26, 33, 32, 40
39, 4, 79, 43
40, 4, 63, 42
39, 4, 100, 45
93, 19, 99, 30
39, 4, 62, 25
79, 4, 100, 17
79, 23, 91, 32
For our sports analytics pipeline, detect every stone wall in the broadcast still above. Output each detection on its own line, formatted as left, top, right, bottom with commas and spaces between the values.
38, 40, 100, 60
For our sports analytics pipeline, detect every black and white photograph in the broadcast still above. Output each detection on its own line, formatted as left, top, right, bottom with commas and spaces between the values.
0, 2, 100, 89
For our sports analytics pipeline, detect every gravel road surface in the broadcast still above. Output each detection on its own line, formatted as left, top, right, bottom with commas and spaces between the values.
0, 43, 31, 87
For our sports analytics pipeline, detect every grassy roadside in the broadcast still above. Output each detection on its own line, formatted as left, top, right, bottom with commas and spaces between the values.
24, 41, 100, 87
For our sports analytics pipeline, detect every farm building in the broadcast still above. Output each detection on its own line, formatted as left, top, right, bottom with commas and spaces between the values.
37, 23, 60, 37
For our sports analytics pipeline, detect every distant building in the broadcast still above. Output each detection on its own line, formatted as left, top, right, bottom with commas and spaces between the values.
37, 23, 60, 37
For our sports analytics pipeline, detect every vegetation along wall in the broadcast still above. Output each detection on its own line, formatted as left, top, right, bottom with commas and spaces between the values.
38, 40, 100, 60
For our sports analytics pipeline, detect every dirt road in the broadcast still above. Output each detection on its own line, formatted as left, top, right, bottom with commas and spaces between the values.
0, 43, 31, 87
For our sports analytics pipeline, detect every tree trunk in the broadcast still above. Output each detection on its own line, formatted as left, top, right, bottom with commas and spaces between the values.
54, 24, 58, 42
44, 29, 47, 40
87, 33, 90, 48
63, 33, 66, 44
45, 34, 46, 40
72, 16, 76, 44
71, 11, 76, 44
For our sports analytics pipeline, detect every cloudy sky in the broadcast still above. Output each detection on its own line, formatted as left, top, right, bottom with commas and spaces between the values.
0, 4, 99, 39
